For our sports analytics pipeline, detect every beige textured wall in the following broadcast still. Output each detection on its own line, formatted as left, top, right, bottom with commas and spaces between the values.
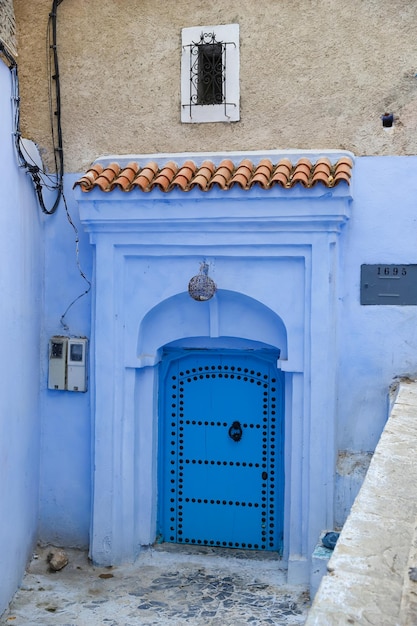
0, 0, 17, 58
14, 0, 417, 172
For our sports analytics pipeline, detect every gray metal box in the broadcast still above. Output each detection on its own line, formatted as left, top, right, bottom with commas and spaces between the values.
361, 264, 417, 305
48, 336, 68, 390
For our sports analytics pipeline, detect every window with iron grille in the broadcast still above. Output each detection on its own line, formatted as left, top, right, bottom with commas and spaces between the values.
197, 39, 223, 105
181, 24, 240, 123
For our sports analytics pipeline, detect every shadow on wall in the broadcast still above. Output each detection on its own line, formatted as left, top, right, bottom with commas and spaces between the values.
138, 290, 288, 365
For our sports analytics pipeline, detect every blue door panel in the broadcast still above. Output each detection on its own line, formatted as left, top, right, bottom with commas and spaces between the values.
182, 424, 264, 464
159, 350, 284, 552
182, 464, 261, 503
181, 502, 263, 548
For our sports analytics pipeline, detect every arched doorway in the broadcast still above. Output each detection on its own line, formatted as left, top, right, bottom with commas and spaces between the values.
158, 348, 284, 553
77, 151, 352, 582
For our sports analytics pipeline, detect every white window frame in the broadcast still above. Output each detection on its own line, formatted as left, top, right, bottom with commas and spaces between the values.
181, 23, 240, 124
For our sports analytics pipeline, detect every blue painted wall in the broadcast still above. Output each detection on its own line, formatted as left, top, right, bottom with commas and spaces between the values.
338, 156, 417, 450
38, 173, 92, 548
0, 61, 43, 614
37, 156, 417, 549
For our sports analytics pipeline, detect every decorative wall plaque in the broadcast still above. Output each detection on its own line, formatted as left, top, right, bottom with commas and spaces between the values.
361, 264, 417, 305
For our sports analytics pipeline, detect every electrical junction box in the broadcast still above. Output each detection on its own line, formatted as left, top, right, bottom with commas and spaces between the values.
48, 336, 68, 390
67, 338, 88, 392
48, 336, 88, 392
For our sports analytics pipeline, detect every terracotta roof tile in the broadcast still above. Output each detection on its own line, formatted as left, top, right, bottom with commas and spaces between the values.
188, 161, 216, 190
152, 161, 178, 191
290, 161, 312, 187
209, 159, 235, 189
75, 163, 104, 189
228, 158, 253, 189
270, 159, 292, 187
249, 159, 273, 189
131, 161, 159, 191
108, 162, 139, 191
74, 156, 353, 193
93, 162, 121, 192
171, 160, 197, 190
311, 171, 331, 186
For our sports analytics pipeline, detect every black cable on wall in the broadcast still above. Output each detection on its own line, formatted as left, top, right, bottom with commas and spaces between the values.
3, 0, 64, 215
3, 0, 92, 331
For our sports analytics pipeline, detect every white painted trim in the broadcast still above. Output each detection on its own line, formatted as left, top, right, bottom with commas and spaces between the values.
91, 149, 355, 169
181, 24, 240, 123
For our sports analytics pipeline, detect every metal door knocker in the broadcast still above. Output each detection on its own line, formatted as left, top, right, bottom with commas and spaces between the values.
228, 421, 243, 442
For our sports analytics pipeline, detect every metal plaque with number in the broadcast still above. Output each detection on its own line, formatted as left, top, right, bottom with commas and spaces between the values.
361, 264, 417, 305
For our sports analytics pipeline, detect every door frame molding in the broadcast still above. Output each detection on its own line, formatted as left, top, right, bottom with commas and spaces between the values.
76, 149, 352, 584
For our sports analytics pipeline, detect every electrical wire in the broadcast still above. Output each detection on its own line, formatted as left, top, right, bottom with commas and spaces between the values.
60, 193, 92, 333
3, 0, 64, 214
9, 59, 63, 215
48, 0, 92, 330
3, 0, 92, 332
47, 0, 64, 185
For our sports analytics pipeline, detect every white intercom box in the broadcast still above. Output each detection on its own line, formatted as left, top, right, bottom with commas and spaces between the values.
48, 336, 88, 392
48, 336, 68, 390
67, 338, 88, 392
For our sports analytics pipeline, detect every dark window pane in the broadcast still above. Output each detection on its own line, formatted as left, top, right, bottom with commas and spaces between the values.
197, 43, 223, 105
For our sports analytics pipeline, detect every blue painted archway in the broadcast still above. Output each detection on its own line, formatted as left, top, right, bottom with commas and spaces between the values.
77, 153, 352, 582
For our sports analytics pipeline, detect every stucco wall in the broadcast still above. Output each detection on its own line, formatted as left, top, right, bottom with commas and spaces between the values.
0, 0, 16, 57
38, 175, 92, 548
335, 155, 417, 523
338, 156, 417, 452
34, 154, 417, 552
13, 0, 417, 172
0, 60, 43, 615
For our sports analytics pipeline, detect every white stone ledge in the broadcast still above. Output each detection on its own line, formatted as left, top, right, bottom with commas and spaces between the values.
306, 380, 417, 626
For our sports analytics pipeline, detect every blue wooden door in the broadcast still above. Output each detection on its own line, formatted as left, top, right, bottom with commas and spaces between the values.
159, 350, 284, 552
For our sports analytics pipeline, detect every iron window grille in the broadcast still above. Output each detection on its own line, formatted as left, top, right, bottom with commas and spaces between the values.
182, 31, 237, 119
196, 38, 223, 105
181, 24, 239, 123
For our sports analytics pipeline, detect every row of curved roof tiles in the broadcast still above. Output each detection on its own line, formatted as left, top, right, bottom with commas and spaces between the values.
74, 157, 353, 193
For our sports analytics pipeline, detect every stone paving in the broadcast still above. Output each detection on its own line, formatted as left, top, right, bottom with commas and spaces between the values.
0, 545, 309, 626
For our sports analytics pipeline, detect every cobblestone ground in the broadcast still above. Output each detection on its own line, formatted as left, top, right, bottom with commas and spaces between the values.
0, 545, 310, 626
